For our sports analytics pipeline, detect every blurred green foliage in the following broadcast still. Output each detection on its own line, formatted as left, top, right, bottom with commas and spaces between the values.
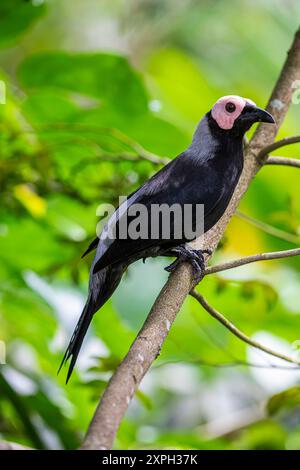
0, 0, 300, 450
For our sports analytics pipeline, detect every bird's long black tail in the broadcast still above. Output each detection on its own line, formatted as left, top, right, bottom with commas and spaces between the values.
58, 264, 125, 383
58, 296, 95, 383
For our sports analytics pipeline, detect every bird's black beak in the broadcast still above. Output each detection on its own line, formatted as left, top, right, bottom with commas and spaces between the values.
250, 106, 275, 124
241, 105, 275, 124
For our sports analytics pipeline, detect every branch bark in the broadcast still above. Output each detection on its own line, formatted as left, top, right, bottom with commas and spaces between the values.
81, 27, 300, 450
266, 155, 300, 168
258, 135, 300, 160
204, 247, 300, 275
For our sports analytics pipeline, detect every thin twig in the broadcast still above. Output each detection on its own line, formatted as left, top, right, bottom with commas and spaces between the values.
258, 135, 300, 160
154, 358, 300, 370
25, 125, 169, 168
236, 211, 300, 245
190, 291, 300, 366
163, 315, 300, 370
70, 152, 167, 174
205, 247, 300, 275
266, 155, 300, 168
24, 123, 168, 164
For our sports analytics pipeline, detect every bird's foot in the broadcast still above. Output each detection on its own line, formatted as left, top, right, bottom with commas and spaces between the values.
164, 245, 210, 281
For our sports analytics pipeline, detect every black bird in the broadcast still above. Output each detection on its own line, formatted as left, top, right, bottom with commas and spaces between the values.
60, 95, 274, 382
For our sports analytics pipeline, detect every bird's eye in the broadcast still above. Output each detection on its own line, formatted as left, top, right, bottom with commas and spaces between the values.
225, 102, 236, 113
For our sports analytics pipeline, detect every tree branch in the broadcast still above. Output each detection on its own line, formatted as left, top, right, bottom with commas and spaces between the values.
236, 211, 300, 245
258, 135, 300, 160
156, 358, 300, 370
81, 27, 300, 450
205, 247, 300, 275
190, 291, 300, 366
266, 155, 300, 168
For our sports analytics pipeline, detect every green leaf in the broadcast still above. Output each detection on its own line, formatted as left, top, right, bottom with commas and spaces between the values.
267, 387, 300, 416
136, 389, 153, 410
26, 388, 80, 449
77, 106, 189, 156
22, 89, 80, 124
147, 48, 219, 129
1, 286, 56, 356
0, 0, 46, 47
233, 420, 286, 450
93, 302, 135, 359
46, 194, 98, 242
18, 52, 148, 115
0, 214, 75, 272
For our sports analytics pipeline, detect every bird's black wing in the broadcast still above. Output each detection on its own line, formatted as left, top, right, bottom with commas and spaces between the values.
81, 237, 99, 258
81, 184, 144, 259
91, 152, 225, 273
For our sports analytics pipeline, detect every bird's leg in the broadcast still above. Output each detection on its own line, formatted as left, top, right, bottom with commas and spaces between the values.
164, 245, 212, 281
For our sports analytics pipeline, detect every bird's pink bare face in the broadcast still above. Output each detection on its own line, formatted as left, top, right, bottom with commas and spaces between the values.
211, 95, 256, 130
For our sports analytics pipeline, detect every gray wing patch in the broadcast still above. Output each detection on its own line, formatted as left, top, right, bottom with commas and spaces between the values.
92, 186, 144, 269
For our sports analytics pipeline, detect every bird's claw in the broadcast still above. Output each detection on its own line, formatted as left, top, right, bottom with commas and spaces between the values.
164, 246, 207, 282
201, 248, 213, 256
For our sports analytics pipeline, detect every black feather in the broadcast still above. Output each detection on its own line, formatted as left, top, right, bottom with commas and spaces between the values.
81, 237, 99, 258
59, 264, 125, 382
58, 297, 94, 383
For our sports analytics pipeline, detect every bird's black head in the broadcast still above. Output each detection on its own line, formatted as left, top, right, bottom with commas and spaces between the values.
210, 95, 275, 137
